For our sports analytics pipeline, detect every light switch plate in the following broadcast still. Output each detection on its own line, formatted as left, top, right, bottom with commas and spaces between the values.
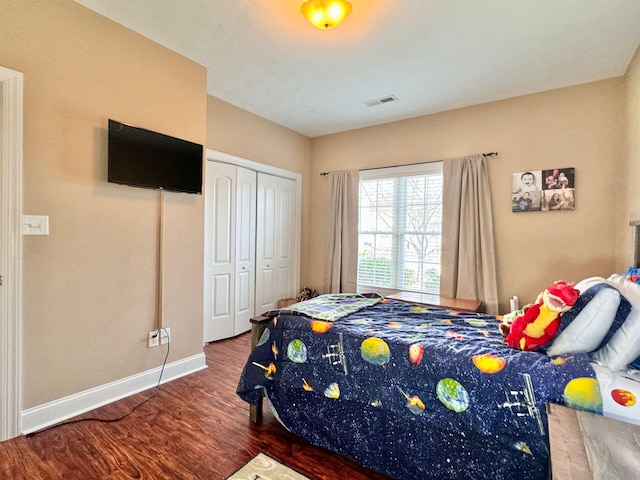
22, 215, 49, 236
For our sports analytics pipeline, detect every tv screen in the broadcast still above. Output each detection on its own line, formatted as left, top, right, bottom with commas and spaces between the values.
108, 119, 203, 194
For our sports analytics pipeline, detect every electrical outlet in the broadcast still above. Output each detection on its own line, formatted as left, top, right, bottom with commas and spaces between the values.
160, 328, 170, 345
148, 330, 159, 348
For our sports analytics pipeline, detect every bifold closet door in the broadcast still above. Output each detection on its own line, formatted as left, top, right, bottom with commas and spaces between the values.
275, 176, 295, 299
234, 167, 256, 336
255, 173, 296, 313
204, 162, 235, 342
205, 160, 297, 341
204, 162, 256, 342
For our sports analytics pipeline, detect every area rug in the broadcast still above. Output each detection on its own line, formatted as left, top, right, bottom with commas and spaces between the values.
226, 453, 311, 480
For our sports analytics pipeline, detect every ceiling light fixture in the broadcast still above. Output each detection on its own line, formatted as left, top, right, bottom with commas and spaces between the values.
301, 0, 353, 30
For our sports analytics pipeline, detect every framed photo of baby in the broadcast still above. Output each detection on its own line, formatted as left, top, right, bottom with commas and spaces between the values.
512, 170, 542, 212
512, 167, 575, 213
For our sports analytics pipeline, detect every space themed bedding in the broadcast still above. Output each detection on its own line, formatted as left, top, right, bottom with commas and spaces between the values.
236, 296, 606, 479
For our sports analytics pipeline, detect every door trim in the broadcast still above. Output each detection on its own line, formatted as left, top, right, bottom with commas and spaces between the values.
0, 66, 24, 441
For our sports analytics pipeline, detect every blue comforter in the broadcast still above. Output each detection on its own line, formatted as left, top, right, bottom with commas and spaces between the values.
237, 299, 597, 479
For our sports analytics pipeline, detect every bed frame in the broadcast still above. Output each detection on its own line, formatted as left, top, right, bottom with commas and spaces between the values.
248, 315, 271, 422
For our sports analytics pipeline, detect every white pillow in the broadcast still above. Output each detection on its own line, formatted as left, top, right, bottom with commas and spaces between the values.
592, 307, 640, 371
546, 287, 621, 356
607, 274, 640, 309
574, 276, 609, 293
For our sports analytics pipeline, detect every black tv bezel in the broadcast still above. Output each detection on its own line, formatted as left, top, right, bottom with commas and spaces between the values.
108, 119, 203, 195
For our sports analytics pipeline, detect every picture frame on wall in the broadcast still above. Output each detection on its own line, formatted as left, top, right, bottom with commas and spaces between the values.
512, 167, 575, 212
512, 170, 542, 212
541, 168, 575, 211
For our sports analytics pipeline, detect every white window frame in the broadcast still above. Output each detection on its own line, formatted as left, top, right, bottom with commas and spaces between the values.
357, 162, 443, 297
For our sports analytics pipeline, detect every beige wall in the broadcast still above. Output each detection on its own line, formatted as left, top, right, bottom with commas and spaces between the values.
206, 96, 313, 283
620, 47, 640, 270
1, 1, 207, 408
2, 0, 637, 411
207, 96, 311, 173
308, 79, 627, 312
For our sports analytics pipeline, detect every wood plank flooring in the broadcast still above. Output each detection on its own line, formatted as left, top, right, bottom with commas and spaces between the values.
0, 333, 391, 479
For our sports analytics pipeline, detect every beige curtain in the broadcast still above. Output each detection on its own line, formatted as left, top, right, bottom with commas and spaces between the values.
324, 170, 359, 293
440, 155, 499, 314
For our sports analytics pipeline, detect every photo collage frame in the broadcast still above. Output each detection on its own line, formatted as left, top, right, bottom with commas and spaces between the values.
512, 167, 575, 212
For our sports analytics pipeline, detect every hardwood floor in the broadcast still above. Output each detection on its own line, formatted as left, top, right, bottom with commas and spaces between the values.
0, 333, 391, 479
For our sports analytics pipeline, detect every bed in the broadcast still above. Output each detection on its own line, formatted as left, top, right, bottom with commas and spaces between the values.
237, 279, 640, 479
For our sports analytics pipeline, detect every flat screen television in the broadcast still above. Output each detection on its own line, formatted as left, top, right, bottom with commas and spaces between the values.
108, 119, 203, 194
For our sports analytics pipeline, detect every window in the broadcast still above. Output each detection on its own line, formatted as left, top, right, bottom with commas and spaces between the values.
357, 162, 443, 295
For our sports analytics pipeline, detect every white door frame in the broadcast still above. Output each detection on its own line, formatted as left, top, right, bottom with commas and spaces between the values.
0, 66, 23, 441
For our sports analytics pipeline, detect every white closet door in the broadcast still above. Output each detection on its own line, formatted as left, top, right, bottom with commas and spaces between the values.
204, 162, 235, 342
234, 167, 256, 335
255, 173, 278, 313
204, 151, 300, 342
276, 177, 296, 300
255, 174, 297, 314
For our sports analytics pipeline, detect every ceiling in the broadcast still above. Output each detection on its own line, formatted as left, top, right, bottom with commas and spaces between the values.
75, 0, 640, 138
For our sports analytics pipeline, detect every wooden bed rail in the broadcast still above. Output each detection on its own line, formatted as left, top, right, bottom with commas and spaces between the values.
249, 315, 271, 422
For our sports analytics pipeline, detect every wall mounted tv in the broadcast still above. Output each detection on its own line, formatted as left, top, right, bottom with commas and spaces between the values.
108, 119, 203, 194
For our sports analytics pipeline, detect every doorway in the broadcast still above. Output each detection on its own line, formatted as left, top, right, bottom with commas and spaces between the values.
0, 65, 24, 441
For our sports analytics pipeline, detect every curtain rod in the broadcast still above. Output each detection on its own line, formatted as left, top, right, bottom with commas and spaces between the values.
320, 152, 498, 175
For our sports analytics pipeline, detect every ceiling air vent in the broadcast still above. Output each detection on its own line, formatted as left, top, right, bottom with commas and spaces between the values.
364, 95, 398, 107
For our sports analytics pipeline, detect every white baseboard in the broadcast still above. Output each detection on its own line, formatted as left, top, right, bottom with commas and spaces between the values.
21, 352, 207, 435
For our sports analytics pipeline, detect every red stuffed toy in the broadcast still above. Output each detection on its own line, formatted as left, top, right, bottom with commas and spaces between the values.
503, 280, 579, 351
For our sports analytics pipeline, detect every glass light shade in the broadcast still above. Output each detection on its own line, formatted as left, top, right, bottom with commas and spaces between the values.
301, 0, 353, 30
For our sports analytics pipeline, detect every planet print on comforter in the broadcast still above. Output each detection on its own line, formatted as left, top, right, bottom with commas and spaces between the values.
436, 377, 470, 413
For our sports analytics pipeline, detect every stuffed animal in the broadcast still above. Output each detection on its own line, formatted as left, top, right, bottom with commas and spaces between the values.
502, 280, 579, 351
498, 306, 529, 337
297, 286, 318, 302
624, 266, 640, 284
